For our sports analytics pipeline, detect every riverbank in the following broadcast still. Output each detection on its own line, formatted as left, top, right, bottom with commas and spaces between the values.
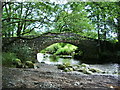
2, 63, 120, 89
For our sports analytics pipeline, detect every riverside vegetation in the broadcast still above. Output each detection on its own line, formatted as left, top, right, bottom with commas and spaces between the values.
2, 2, 120, 76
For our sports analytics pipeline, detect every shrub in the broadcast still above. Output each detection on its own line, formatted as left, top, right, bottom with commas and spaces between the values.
45, 43, 62, 54
10, 44, 33, 63
2, 52, 17, 67
41, 43, 78, 55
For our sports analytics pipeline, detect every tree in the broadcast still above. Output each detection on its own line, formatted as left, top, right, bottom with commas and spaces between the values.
2, 2, 95, 40
2, 2, 56, 37
85, 2, 120, 42
53, 2, 94, 34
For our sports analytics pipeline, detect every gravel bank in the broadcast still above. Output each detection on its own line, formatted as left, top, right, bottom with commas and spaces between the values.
2, 64, 120, 90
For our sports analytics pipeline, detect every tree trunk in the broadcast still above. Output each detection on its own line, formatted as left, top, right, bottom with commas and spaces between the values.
96, 15, 101, 58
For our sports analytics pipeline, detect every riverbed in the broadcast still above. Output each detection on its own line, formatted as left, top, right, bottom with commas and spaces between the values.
2, 53, 120, 89
37, 53, 120, 75
2, 64, 120, 89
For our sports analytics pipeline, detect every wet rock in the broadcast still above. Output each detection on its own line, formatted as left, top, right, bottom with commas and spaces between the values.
82, 69, 93, 74
64, 68, 70, 72
89, 68, 103, 73
81, 63, 89, 67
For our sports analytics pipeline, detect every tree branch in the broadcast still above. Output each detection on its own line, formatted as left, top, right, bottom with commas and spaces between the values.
2, 18, 43, 22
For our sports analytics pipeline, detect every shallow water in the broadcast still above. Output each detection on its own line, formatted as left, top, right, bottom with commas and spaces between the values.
37, 53, 80, 65
37, 53, 120, 75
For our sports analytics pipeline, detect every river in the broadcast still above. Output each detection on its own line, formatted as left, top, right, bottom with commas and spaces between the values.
37, 53, 120, 75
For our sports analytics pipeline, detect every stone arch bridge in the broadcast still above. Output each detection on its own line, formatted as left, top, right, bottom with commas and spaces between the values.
3, 32, 114, 61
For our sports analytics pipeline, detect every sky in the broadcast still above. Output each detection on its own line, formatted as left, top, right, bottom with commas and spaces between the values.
50, 0, 68, 4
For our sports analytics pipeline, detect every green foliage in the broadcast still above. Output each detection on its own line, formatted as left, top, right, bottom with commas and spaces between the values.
2, 2, 55, 37
10, 44, 34, 63
2, 2, 120, 44
2, 2, 94, 38
49, 55, 59, 62
45, 43, 62, 53
54, 2, 94, 33
2, 52, 18, 67
54, 44, 77, 55
85, 2, 119, 42
40, 43, 78, 55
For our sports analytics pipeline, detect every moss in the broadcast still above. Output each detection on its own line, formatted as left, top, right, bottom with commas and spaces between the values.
63, 63, 71, 67
12, 59, 24, 68
64, 68, 70, 72
25, 61, 34, 68
80, 63, 89, 67
57, 63, 104, 75
68, 67, 74, 71
83, 69, 92, 74
13, 59, 21, 63
13, 59, 21, 65
77, 68, 92, 74
57, 64, 66, 70
89, 68, 102, 73
72, 65, 79, 70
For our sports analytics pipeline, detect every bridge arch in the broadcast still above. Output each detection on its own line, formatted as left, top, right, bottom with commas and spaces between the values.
2, 33, 99, 61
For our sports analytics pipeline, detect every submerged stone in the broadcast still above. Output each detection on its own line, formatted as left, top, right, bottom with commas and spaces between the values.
68, 67, 74, 71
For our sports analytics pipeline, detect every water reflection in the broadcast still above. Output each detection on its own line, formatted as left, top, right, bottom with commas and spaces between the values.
37, 53, 80, 65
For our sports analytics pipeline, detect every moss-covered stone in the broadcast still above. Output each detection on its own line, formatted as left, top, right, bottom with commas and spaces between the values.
72, 65, 79, 70
57, 62, 104, 75
80, 63, 89, 67
89, 68, 103, 73
57, 64, 66, 70
68, 67, 74, 71
12, 59, 23, 68
77, 68, 92, 74
64, 68, 70, 72
63, 63, 72, 67
13, 59, 21, 64
83, 70, 92, 74
25, 61, 34, 68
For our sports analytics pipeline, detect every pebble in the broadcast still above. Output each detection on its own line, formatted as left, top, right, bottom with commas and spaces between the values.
74, 81, 80, 86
